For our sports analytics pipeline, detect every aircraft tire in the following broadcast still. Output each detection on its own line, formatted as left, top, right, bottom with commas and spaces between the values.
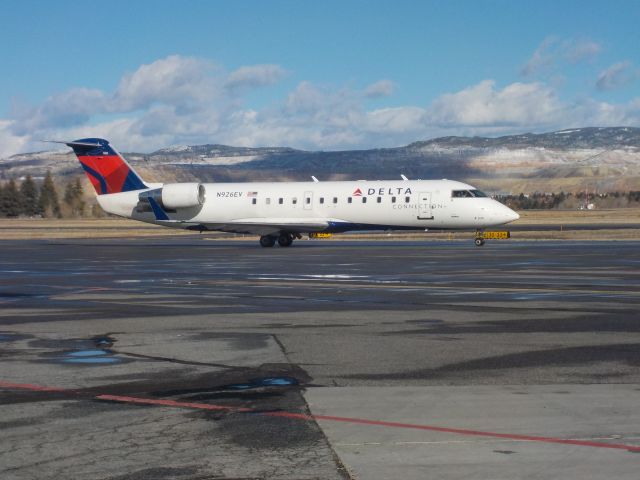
277, 233, 294, 247
260, 235, 277, 247
474, 238, 485, 247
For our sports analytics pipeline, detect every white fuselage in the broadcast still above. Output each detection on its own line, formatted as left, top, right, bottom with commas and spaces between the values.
98, 179, 519, 235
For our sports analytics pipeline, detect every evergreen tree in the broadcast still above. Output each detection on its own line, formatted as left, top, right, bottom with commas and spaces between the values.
63, 177, 85, 217
20, 175, 40, 216
0, 183, 5, 216
39, 171, 61, 218
91, 202, 106, 217
1, 180, 22, 217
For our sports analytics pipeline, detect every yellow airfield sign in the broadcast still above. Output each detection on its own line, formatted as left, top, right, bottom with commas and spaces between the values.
480, 231, 511, 240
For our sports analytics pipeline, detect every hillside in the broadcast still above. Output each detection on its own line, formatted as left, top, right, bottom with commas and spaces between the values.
2, 127, 640, 194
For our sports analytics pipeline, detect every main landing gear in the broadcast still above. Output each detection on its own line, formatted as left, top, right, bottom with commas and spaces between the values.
259, 235, 276, 247
277, 233, 293, 247
259, 233, 298, 248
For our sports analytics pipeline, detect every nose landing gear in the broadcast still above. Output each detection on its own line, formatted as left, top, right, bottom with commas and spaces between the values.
474, 230, 511, 246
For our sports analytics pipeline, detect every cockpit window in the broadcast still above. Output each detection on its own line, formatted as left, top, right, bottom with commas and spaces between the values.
452, 190, 473, 198
452, 189, 488, 198
470, 189, 487, 197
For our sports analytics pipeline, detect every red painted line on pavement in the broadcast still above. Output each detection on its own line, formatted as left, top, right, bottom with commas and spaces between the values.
2, 380, 639, 453
306, 414, 640, 452
0, 381, 67, 393
95, 394, 254, 413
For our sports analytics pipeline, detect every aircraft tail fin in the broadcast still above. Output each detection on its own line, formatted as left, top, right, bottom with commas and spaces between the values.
61, 138, 148, 195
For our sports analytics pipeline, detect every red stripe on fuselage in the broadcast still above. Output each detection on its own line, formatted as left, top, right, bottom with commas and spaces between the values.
78, 155, 130, 194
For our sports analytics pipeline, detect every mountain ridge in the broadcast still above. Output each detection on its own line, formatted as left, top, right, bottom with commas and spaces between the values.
2, 127, 640, 194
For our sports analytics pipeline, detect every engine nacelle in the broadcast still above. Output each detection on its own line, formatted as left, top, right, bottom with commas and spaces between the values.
153, 183, 206, 209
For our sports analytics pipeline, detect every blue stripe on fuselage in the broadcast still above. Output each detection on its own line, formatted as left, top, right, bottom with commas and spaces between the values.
147, 197, 170, 221
326, 221, 429, 233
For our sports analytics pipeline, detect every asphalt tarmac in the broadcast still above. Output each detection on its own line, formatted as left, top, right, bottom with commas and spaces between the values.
1, 238, 639, 479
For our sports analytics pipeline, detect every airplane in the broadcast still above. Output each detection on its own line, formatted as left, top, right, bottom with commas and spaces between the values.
60, 137, 519, 247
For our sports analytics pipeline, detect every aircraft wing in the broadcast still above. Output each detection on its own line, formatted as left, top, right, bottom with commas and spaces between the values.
198, 218, 331, 236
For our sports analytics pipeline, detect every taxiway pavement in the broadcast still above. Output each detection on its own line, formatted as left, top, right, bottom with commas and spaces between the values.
1, 238, 639, 479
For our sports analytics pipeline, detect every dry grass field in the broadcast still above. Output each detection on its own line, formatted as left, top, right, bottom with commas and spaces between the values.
0, 208, 639, 241
515, 208, 640, 225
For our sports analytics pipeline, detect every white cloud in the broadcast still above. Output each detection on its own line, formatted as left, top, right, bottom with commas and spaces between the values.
564, 38, 602, 63
426, 80, 560, 128
225, 64, 287, 90
596, 61, 637, 91
0, 120, 29, 158
285, 81, 327, 114
112, 55, 218, 112
365, 107, 425, 133
10, 88, 105, 135
566, 97, 640, 127
521, 36, 602, 76
364, 79, 396, 98
1, 55, 291, 156
521, 36, 558, 77
2, 54, 640, 159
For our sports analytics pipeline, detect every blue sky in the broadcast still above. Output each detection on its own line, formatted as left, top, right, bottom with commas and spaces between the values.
0, 0, 639, 156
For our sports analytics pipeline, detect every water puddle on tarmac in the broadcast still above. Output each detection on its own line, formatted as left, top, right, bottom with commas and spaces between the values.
34, 335, 125, 366
62, 349, 121, 364
61, 335, 122, 365
223, 377, 299, 390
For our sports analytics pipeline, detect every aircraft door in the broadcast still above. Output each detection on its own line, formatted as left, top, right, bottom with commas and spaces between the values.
304, 191, 313, 210
418, 192, 434, 220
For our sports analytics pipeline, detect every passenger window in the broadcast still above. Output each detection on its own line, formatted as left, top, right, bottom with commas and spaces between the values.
320, 197, 325, 204
266, 198, 271, 205
252, 198, 257, 205
333, 197, 338, 204
306, 197, 311, 204
348, 197, 352, 204
278, 198, 283, 204
405, 196, 410, 203
391, 196, 396, 203
292, 198, 297, 204
377, 197, 382, 203
362, 197, 367, 203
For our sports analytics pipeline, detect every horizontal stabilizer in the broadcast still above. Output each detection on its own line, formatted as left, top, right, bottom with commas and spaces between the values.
45, 140, 103, 148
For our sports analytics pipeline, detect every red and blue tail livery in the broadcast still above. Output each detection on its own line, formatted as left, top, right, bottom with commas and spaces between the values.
66, 138, 147, 195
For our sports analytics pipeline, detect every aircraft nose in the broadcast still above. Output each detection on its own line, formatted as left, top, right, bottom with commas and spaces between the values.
500, 205, 520, 223
491, 202, 519, 224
